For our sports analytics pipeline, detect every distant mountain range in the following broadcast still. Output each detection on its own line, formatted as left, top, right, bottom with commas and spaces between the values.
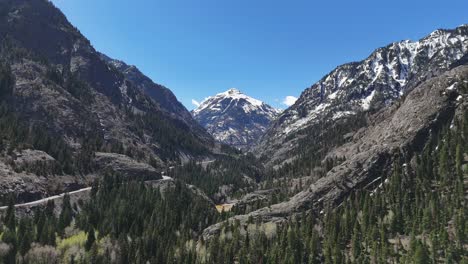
192, 89, 280, 149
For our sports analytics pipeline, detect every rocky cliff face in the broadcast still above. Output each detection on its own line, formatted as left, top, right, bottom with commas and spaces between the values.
192, 89, 280, 149
0, 0, 216, 202
255, 25, 468, 166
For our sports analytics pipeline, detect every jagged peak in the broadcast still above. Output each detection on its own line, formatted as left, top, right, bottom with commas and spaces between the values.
225, 88, 242, 95
193, 88, 271, 115
192, 88, 280, 149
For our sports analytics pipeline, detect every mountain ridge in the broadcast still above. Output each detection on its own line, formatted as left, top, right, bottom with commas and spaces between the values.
255, 24, 468, 166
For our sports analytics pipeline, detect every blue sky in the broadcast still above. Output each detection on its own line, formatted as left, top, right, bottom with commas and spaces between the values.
50, 0, 467, 110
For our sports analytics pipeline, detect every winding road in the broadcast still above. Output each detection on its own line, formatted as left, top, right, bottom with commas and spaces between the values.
0, 187, 92, 211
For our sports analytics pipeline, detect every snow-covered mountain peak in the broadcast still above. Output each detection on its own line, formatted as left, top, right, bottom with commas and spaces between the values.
192, 89, 280, 149
220, 88, 263, 107
194, 89, 267, 115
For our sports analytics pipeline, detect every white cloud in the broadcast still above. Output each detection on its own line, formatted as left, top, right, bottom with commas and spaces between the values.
191, 99, 200, 107
282, 96, 298, 107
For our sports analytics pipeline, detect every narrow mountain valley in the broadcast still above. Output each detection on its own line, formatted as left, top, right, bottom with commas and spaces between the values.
0, 0, 466, 263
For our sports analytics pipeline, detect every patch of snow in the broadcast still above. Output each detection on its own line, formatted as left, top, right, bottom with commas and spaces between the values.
361, 90, 376, 110
338, 77, 348, 87
224, 88, 263, 107
446, 83, 457, 91
193, 88, 267, 115
216, 128, 238, 141
328, 91, 339, 100
332, 111, 354, 120
283, 103, 331, 134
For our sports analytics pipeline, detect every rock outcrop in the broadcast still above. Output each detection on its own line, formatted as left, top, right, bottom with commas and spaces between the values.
94, 152, 161, 180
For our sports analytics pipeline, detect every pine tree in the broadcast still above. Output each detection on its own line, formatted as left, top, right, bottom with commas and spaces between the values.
85, 228, 96, 251
58, 193, 73, 236
4, 198, 15, 231
0, 63, 14, 98
17, 218, 32, 257
413, 242, 430, 263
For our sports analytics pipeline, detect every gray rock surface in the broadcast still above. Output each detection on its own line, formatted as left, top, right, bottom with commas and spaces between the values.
94, 152, 161, 180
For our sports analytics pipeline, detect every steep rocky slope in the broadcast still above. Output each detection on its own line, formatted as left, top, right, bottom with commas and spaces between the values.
99, 54, 211, 140
255, 25, 468, 167
0, 0, 216, 202
204, 61, 468, 240
192, 88, 280, 149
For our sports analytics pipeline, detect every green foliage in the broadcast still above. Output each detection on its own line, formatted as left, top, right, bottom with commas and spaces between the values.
413, 241, 430, 264
17, 218, 33, 256
46, 67, 64, 85
0, 101, 104, 177
266, 112, 366, 181
0, 174, 221, 263
64, 73, 94, 102
0, 62, 14, 98
84, 228, 95, 251
70, 176, 218, 262
4, 197, 16, 230
129, 109, 212, 162
58, 194, 74, 237
170, 155, 261, 201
